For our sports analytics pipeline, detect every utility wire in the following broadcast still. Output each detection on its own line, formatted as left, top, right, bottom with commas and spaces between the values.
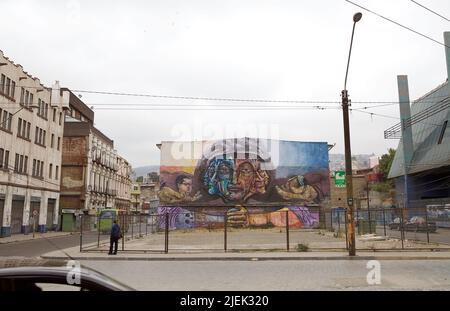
409, 0, 450, 22
345, 0, 450, 48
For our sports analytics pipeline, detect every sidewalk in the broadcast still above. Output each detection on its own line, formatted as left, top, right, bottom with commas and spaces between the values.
42, 245, 450, 261
0, 232, 74, 244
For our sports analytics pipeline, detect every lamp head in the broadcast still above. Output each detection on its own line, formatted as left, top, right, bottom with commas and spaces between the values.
353, 12, 362, 23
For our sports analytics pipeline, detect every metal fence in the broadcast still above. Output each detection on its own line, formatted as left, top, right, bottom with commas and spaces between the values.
79, 206, 450, 253
330, 206, 450, 250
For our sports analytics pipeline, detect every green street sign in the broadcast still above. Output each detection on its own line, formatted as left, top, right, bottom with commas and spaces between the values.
335, 171, 346, 187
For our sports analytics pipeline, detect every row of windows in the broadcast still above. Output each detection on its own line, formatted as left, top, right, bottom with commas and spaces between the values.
17, 118, 31, 140
1, 75, 63, 124
0, 73, 16, 99
31, 159, 59, 180
35, 126, 46, 146
14, 153, 28, 174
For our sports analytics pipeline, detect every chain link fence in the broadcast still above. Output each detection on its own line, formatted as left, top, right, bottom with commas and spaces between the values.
79, 205, 450, 253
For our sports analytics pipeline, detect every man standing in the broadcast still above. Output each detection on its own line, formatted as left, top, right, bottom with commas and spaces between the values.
109, 220, 121, 255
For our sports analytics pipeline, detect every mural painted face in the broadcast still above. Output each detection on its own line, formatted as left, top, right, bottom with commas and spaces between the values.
177, 178, 193, 194
203, 159, 269, 203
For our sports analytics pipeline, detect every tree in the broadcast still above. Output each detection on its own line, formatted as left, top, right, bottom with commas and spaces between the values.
379, 148, 396, 179
136, 176, 144, 183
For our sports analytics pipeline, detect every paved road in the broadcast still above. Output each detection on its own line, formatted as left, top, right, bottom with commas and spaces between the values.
0, 233, 103, 257
82, 260, 450, 291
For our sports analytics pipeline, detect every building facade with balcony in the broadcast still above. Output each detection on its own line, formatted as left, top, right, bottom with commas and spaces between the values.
60, 90, 132, 222
115, 155, 132, 211
0, 50, 69, 236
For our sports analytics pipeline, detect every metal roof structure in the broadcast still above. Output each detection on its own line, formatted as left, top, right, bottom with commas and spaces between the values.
388, 81, 450, 178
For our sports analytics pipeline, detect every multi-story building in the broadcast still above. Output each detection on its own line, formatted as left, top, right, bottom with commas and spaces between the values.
0, 50, 69, 236
141, 172, 160, 213
115, 155, 132, 211
60, 90, 132, 228
387, 32, 450, 210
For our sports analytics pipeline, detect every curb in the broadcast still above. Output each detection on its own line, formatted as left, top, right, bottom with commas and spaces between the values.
40, 254, 450, 261
0, 233, 74, 245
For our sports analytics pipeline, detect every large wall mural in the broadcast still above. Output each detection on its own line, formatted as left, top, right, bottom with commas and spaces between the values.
158, 138, 329, 229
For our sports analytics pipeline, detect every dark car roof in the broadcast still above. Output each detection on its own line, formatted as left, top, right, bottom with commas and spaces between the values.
0, 258, 134, 291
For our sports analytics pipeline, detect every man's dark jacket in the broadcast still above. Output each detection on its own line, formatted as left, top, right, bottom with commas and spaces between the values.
111, 223, 121, 239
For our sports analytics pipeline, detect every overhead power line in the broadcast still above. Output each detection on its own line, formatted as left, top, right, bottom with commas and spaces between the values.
410, 0, 450, 22
345, 0, 450, 48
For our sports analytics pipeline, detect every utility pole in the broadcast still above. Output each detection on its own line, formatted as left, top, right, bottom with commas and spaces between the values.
342, 12, 362, 257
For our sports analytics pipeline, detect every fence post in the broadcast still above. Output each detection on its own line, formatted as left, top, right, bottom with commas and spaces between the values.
80, 215, 83, 252
383, 208, 387, 237
139, 214, 142, 237
224, 213, 227, 252
146, 215, 148, 236
400, 208, 405, 250
165, 213, 169, 253
97, 215, 100, 248
286, 211, 290, 252
330, 209, 333, 231
337, 210, 341, 234
344, 210, 349, 250
131, 215, 134, 239
425, 207, 430, 244
122, 214, 125, 251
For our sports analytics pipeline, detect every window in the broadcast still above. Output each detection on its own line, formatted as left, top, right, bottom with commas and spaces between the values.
45, 103, 49, 118
438, 121, 448, 145
4, 151, 9, 168
24, 156, 28, 174
53, 108, 56, 122
22, 121, 26, 138
7, 112, 12, 131
55, 165, 59, 180
57, 137, 61, 151
29, 93, 33, 107
25, 90, 29, 106
32, 159, 36, 176
19, 155, 24, 173
59, 112, 62, 125
35, 127, 39, 143
11, 81, 15, 99
0, 74, 5, 93
0, 148, 3, 168
49, 163, 53, 179
27, 122, 30, 139
20, 88, 25, 105
38, 99, 42, 115
14, 153, 19, 172
43, 130, 46, 146
17, 118, 22, 135
51, 134, 54, 148
5, 78, 10, 97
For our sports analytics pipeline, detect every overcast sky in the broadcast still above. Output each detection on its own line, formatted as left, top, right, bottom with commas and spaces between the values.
1, 0, 449, 167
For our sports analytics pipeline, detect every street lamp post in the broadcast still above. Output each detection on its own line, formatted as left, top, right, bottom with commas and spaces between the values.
342, 12, 362, 257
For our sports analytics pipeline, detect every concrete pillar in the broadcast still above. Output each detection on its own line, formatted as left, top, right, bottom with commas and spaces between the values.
21, 189, 31, 234
444, 32, 450, 81
38, 191, 48, 233
1, 185, 13, 237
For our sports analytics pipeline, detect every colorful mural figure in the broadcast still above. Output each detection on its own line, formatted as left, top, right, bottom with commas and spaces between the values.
275, 175, 318, 202
159, 174, 202, 204
158, 138, 330, 229
203, 159, 269, 203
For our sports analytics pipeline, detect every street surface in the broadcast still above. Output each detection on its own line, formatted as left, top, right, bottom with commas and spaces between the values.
82, 260, 450, 291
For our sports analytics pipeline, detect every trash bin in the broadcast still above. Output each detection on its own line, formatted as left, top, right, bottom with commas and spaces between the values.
358, 220, 376, 235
